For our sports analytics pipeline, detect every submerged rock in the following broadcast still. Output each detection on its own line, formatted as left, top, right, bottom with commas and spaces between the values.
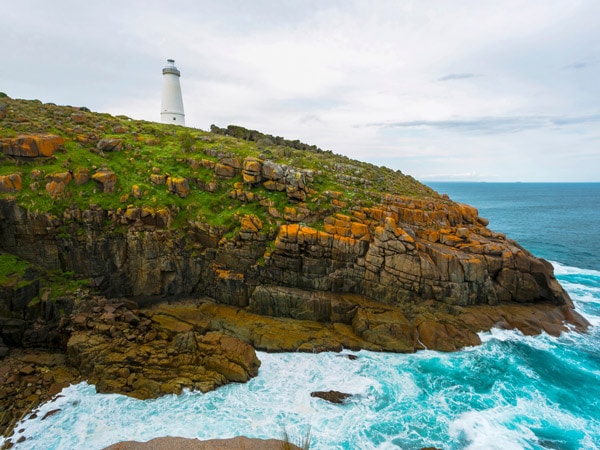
311, 390, 353, 404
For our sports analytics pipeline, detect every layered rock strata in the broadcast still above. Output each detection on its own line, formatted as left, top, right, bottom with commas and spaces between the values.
0, 191, 586, 341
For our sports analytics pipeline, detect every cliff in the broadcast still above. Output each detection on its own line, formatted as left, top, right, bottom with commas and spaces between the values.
0, 95, 589, 441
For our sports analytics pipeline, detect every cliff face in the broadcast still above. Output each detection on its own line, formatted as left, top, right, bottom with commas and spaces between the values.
0, 187, 585, 356
0, 97, 588, 353
0, 194, 569, 305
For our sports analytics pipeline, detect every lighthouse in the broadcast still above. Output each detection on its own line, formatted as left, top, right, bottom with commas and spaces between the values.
161, 59, 185, 125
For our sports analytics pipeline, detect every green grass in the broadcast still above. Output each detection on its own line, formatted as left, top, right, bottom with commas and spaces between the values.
0, 96, 440, 241
0, 252, 89, 303
0, 253, 31, 286
43, 270, 89, 300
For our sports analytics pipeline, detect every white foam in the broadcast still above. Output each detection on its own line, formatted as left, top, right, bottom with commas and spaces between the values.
449, 408, 535, 450
478, 327, 524, 343
5, 343, 599, 450
551, 260, 600, 277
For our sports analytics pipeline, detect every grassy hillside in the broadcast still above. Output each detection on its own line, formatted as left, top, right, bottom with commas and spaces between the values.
0, 95, 438, 236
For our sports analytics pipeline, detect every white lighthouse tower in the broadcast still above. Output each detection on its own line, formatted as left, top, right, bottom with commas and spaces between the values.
161, 59, 185, 125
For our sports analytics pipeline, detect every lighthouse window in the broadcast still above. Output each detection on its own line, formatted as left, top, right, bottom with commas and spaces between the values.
173, 117, 176, 121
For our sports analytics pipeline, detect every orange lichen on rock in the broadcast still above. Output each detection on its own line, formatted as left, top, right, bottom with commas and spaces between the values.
0, 174, 22, 192
92, 169, 117, 193
239, 214, 263, 233
166, 176, 189, 198
0, 134, 64, 158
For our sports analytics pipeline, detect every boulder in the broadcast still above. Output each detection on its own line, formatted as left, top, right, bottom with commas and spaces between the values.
242, 156, 262, 185
263, 180, 286, 192
215, 157, 242, 179
311, 390, 352, 404
73, 167, 90, 186
0, 174, 22, 192
0, 134, 64, 158
261, 160, 284, 180
92, 169, 117, 193
150, 174, 167, 185
167, 177, 190, 198
132, 185, 142, 199
96, 139, 122, 152
215, 163, 236, 179
45, 172, 73, 197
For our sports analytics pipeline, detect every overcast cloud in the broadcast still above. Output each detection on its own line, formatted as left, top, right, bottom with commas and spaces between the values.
1, 0, 599, 181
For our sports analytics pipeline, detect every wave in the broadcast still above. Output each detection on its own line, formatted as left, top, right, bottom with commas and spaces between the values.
551, 260, 600, 278
547, 260, 600, 327
6, 337, 600, 450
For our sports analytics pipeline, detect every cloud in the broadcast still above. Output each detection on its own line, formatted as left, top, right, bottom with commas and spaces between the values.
363, 114, 600, 135
1, 0, 600, 181
437, 73, 479, 82
563, 62, 589, 70
562, 59, 600, 70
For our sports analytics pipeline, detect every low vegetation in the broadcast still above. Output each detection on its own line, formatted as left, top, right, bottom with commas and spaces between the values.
0, 95, 438, 240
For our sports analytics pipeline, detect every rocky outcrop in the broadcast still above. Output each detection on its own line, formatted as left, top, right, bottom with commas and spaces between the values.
0, 349, 81, 441
0, 190, 586, 344
104, 436, 302, 450
67, 298, 260, 399
167, 176, 190, 198
215, 157, 242, 178
311, 390, 352, 404
92, 169, 117, 193
146, 296, 586, 354
256, 196, 572, 310
0, 134, 64, 158
0, 174, 22, 193
212, 155, 313, 202
96, 138, 122, 152
73, 167, 90, 186
45, 171, 73, 197
242, 156, 262, 185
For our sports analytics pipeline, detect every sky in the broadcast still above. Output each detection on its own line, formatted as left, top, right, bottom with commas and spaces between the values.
1, 0, 599, 182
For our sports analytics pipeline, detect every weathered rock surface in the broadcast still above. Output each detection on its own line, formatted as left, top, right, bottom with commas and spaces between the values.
45, 171, 73, 197
66, 298, 260, 399
97, 138, 122, 152
311, 390, 353, 404
92, 169, 117, 193
166, 176, 190, 198
104, 436, 302, 450
0, 174, 22, 193
0, 191, 587, 339
0, 134, 64, 158
145, 296, 587, 354
0, 349, 81, 442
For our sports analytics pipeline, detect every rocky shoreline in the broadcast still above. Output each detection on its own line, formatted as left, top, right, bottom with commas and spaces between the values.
0, 98, 591, 448
0, 290, 589, 448
104, 436, 302, 450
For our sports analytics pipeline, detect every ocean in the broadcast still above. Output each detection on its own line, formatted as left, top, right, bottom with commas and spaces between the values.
3, 183, 600, 450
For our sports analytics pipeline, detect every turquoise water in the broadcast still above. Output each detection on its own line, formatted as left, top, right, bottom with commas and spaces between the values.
4, 183, 600, 450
